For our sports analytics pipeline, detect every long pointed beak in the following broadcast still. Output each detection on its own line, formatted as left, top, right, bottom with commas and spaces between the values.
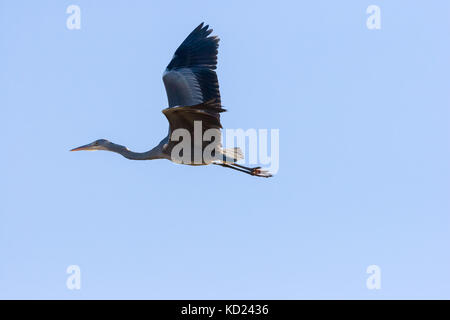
70, 144, 93, 152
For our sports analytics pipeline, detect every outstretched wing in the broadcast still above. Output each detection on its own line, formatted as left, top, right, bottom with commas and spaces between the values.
162, 99, 225, 135
162, 23, 221, 108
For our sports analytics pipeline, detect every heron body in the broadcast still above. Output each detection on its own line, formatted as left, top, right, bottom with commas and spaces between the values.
71, 23, 272, 178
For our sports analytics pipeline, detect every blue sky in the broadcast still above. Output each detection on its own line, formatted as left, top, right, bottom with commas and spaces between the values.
1, 0, 449, 299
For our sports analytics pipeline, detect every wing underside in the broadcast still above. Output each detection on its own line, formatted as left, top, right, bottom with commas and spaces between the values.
162, 23, 221, 109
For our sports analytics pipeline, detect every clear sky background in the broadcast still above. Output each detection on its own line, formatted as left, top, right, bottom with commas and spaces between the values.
1, 0, 449, 299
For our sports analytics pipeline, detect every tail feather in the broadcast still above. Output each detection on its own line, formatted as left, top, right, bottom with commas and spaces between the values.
221, 147, 244, 163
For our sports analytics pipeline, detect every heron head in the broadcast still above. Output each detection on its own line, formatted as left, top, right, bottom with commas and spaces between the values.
70, 139, 112, 152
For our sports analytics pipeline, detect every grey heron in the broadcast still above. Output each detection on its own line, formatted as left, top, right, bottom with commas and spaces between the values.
71, 23, 272, 178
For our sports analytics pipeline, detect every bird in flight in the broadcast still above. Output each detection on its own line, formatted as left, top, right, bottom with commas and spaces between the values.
71, 23, 272, 178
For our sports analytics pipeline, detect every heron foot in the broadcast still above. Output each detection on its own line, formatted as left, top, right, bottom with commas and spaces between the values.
250, 167, 272, 178
214, 162, 273, 178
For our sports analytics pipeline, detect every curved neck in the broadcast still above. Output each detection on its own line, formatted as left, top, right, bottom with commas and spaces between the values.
107, 142, 163, 160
